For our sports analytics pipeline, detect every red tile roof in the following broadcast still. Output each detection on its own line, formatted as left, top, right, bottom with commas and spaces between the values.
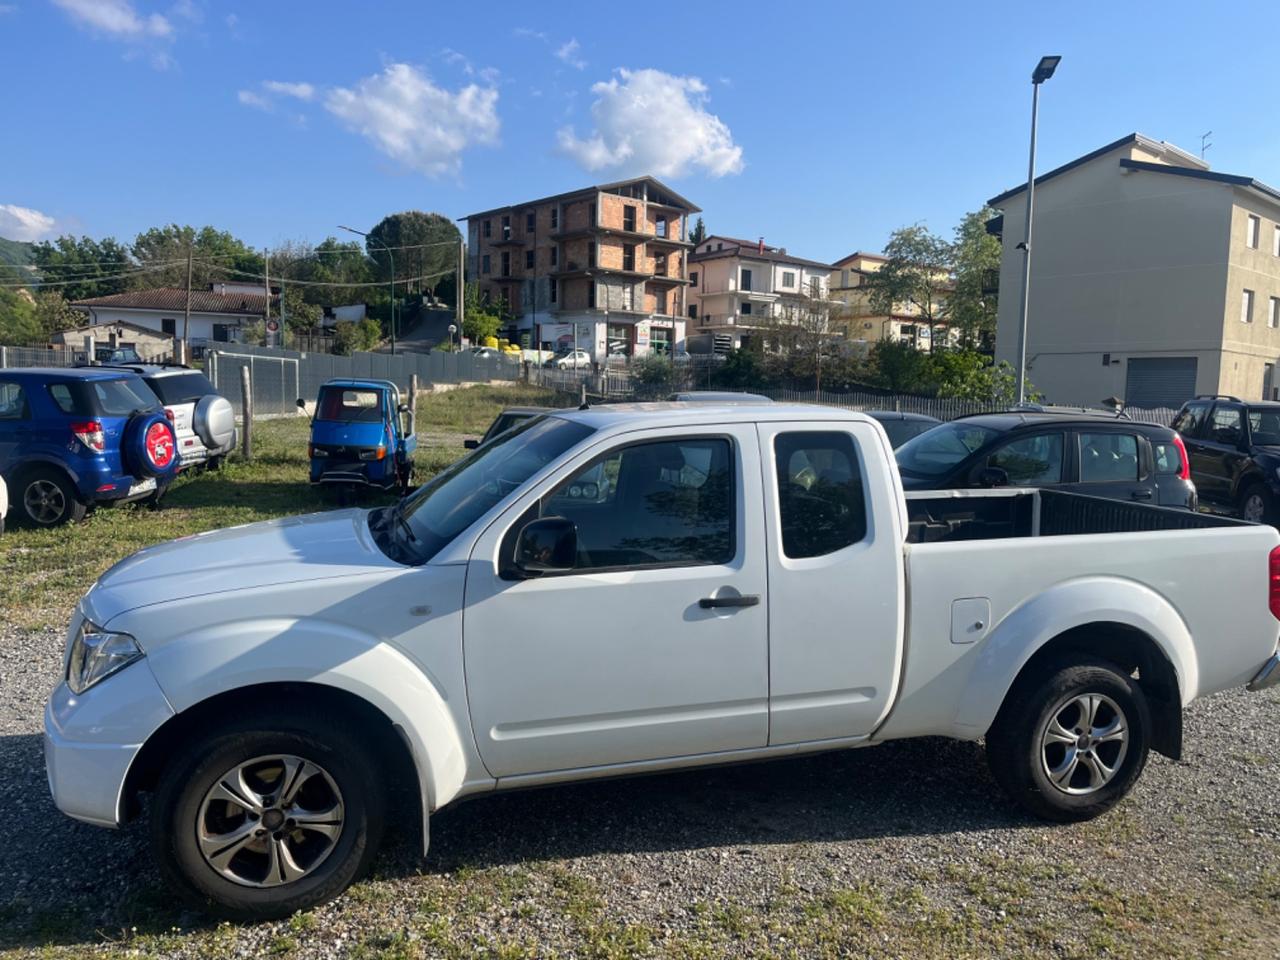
72, 287, 278, 315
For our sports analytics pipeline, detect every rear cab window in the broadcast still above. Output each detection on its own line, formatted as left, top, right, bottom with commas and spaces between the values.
775, 431, 867, 558
317, 387, 384, 423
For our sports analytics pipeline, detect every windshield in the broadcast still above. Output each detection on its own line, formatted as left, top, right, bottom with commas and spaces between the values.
880, 418, 937, 449
895, 422, 999, 478
317, 386, 384, 423
1249, 409, 1280, 446
374, 415, 594, 564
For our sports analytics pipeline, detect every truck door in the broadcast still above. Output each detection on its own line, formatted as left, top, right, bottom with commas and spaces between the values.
757, 422, 906, 745
462, 424, 769, 778
1198, 403, 1248, 504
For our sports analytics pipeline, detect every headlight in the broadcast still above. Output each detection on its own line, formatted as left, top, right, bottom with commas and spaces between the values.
67, 621, 143, 695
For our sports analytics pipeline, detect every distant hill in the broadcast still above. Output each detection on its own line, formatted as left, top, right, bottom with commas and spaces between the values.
0, 237, 35, 270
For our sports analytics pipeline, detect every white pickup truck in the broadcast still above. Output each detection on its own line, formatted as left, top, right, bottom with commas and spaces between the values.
45, 403, 1280, 919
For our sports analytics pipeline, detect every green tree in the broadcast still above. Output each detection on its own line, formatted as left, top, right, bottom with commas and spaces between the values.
131, 225, 264, 289
863, 224, 953, 351
867, 339, 933, 392
365, 211, 462, 300
0, 287, 42, 343
689, 216, 707, 245
950, 208, 1001, 350
461, 281, 501, 344
30, 235, 134, 302
32, 291, 81, 336
281, 286, 323, 333
630, 354, 675, 399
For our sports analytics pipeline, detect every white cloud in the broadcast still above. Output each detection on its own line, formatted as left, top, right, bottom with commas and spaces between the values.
51, 0, 171, 37
513, 27, 546, 41
237, 89, 270, 111
555, 37, 586, 70
263, 80, 314, 101
557, 68, 743, 178
0, 204, 57, 242
325, 63, 500, 178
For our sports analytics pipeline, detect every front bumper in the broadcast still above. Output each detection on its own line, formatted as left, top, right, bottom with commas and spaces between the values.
44, 661, 174, 828
1248, 652, 1280, 692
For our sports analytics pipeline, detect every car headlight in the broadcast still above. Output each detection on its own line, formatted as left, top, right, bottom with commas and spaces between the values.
67, 620, 143, 695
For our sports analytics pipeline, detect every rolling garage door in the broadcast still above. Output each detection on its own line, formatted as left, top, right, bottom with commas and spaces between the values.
1124, 357, 1198, 408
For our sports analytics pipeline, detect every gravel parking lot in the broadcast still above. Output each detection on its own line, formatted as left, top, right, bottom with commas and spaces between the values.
3, 614, 1280, 958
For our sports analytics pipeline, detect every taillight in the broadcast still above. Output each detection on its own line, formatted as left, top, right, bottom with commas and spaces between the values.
1270, 546, 1280, 621
70, 420, 105, 453
1172, 433, 1191, 481
164, 407, 175, 423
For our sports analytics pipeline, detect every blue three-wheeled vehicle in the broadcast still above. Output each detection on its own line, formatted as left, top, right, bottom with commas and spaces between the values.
299, 379, 417, 497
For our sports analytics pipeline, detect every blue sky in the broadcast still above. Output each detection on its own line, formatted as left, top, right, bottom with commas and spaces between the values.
2, 0, 1277, 263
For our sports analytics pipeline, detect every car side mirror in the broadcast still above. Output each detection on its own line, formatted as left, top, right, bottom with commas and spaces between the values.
295, 398, 306, 409
398, 403, 410, 414
514, 517, 577, 575
977, 466, 1010, 488
464, 438, 480, 450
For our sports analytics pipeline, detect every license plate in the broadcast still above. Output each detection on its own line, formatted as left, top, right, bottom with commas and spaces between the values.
127, 478, 157, 497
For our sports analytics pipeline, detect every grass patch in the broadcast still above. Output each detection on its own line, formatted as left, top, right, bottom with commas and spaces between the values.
0, 384, 557, 632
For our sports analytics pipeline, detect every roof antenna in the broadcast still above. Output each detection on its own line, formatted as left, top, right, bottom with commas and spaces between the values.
1199, 131, 1212, 160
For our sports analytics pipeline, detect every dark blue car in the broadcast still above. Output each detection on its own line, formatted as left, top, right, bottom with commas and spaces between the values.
303, 379, 417, 494
0, 367, 180, 526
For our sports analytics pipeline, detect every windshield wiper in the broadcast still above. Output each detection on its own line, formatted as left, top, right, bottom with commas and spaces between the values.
389, 501, 418, 543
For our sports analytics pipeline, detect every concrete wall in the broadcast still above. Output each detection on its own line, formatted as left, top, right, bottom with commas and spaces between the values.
73, 306, 253, 343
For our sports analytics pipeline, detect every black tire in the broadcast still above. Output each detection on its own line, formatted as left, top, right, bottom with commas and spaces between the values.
1239, 483, 1277, 525
207, 455, 225, 472
150, 710, 386, 921
986, 656, 1150, 822
16, 466, 88, 527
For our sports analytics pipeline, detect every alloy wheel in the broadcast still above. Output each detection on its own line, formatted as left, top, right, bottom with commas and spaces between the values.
1039, 692, 1130, 795
23, 479, 66, 525
196, 754, 345, 888
1244, 493, 1267, 523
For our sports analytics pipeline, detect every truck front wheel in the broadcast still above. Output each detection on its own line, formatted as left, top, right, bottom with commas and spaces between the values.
150, 710, 385, 920
986, 657, 1151, 822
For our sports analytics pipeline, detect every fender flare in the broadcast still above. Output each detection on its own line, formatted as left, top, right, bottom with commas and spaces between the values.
137, 616, 472, 829
951, 576, 1197, 736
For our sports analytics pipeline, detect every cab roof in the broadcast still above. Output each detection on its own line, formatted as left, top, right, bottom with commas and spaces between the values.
545, 401, 871, 432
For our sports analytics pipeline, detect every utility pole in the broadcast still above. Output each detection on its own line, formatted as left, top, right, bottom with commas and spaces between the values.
182, 245, 192, 363
263, 252, 271, 347
456, 237, 465, 331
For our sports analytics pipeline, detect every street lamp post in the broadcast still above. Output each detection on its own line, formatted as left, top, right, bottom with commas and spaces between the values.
339, 224, 396, 355
1013, 55, 1061, 406
448, 323, 458, 351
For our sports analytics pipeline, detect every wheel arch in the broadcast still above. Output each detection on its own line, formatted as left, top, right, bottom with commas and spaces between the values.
953, 577, 1194, 760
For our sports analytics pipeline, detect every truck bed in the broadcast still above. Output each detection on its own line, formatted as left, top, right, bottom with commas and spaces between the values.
905, 487, 1243, 544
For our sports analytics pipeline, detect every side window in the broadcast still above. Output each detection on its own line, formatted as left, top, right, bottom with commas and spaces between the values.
1079, 432, 1139, 482
539, 438, 734, 571
48, 384, 76, 414
1209, 406, 1245, 445
0, 382, 29, 420
1172, 402, 1209, 437
988, 433, 1064, 484
1153, 441, 1184, 476
774, 431, 866, 558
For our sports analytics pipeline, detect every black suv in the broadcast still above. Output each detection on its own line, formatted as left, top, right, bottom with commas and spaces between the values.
1172, 396, 1280, 523
895, 410, 1196, 509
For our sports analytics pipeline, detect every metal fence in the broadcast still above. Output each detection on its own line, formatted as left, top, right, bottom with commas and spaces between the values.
0, 343, 175, 368
529, 355, 725, 399
206, 343, 520, 419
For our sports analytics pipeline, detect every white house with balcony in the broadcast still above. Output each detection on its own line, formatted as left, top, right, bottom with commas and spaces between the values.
687, 236, 833, 350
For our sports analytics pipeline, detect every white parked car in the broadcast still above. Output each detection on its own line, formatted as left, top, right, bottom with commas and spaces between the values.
107, 365, 237, 470
546, 349, 592, 370
45, 404, 1280, 919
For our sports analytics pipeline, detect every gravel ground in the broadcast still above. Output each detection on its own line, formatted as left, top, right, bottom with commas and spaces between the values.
2, 620, 1279, 959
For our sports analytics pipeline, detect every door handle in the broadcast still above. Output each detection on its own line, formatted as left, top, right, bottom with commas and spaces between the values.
1131, 489, 1153, 500
699, 594, 760, 609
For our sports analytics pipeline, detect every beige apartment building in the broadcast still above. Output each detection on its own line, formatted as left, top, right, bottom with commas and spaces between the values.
989, 133, 1280, 407
687, 236, 833, 351
829, 251, 954, 350
463, 176, 699, 360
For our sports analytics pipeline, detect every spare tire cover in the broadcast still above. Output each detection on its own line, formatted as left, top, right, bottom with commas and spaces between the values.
193, 394, 236, 450
124, 412, 179, 479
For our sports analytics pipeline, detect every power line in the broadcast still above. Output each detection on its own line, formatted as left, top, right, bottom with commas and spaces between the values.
211, 265, 459, 289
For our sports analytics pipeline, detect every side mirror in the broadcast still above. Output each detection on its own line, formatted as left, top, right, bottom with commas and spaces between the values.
977, 466, 1010, 488
398, 403, 410, 414
295, 398, 306, 409
514, 517, 577, 575
463, 438, 480, 450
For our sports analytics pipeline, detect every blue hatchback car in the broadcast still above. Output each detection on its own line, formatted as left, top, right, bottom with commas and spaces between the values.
0, 367, 180, 526
302, 379, 417, 494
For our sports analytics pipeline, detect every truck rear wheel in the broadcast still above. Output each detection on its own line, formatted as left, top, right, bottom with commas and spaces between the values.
150, 710, 385, 920
986, 657, 1150, 822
